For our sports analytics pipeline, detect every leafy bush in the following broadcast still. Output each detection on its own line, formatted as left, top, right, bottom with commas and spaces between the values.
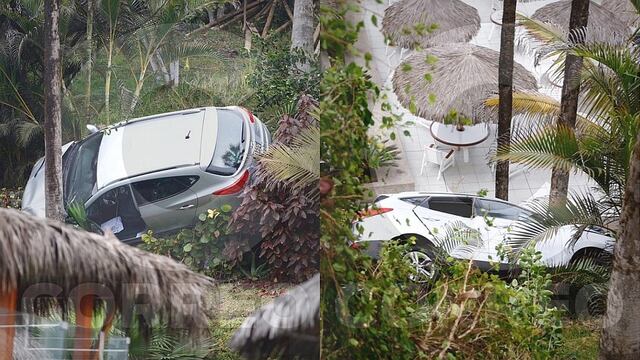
327, 241, 422, 359
248, 39, 321, 124
141, 205, 243, 278
230, 95, 319, 283
0, 187, 22, 209
416, 247, 563, 359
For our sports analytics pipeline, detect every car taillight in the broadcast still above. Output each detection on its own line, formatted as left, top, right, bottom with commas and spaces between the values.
241, 107, 255, 123
357, 207, 393, 219
350, 242, 363, 250
213, 170, 250, 195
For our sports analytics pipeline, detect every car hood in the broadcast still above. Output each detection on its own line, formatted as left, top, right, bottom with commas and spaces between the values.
21, 142, 75, 217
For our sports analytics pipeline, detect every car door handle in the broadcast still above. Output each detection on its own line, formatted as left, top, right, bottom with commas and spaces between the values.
179, 204, 195, 210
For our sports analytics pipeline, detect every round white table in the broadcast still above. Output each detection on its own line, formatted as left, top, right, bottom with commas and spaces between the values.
429, 122, 490, 163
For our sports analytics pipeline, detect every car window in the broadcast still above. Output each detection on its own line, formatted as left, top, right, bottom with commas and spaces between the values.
401, 197, 427, 206
426, 196, 473, 218
86, 185, 146, 240
206, 109, 246, 175
64, 133, 103, 205
474, 198, 526, 221
131, 176, 199, 206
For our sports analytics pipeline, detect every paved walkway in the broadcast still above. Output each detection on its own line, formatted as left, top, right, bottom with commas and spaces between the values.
356, 0, 597, 204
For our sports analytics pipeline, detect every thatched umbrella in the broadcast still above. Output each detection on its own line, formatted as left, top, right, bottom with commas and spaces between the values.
602, 0, 640, 28
392, 43, 538, 124
229, 273, 319, 360
381, 0, 480, 49
532, 0, 631, 44
0, 208, 215, 358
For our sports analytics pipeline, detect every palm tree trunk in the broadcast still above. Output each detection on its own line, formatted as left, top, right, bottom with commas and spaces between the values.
599, 131, 640, 359
104, 38, 113, 123
43, 0, 65, 222
549, 0, 589, 206
85, 0, 93, 115
169, 59, 179, 87
495, 0, 517, 201
291, 0, 315, 71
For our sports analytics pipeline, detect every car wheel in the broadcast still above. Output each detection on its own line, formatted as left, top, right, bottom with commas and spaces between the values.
403, 249, 437, 283
566, 249, 611, 317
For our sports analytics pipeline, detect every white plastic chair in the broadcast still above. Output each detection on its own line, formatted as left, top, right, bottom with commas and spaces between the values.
420, 144, 456, 180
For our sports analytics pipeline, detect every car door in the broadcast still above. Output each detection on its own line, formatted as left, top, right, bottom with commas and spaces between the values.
473, 198, 526, 260
85, 184, 147, 241
131, 175, 199, 235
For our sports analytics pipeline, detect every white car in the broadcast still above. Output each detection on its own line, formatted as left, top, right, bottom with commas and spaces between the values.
354, 192, 614, 281
21, 107, 270, 243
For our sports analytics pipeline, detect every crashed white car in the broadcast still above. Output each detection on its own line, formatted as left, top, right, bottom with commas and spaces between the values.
21, 107, 270, 243
354, 192, 614, 281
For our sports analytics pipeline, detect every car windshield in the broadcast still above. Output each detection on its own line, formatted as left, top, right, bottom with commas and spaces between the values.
473, 198, 531, 221
64, 133, 103, 206
206, 109, 246, 175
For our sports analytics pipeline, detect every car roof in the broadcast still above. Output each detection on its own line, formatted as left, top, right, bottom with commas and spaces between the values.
95, 107, 222, 189
380, 191, 525, 207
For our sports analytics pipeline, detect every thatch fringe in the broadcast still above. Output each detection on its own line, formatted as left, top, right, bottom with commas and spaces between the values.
602, 0, 640, 28
229, 273, 319, 360
382, 0, 480, 49
532, 0, 631, 45
0, 208, 215, 334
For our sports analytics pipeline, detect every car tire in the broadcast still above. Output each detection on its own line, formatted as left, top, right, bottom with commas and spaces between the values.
396, 235, 440, 284
566, 248, 611, 317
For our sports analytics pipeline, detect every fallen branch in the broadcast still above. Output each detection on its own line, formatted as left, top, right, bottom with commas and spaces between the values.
187, 0, 266, 36
265, 20, 291, 39
261, 1, 276, 37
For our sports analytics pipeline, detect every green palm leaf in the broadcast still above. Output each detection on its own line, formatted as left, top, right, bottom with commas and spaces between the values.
257, 126, 320, 190
494, 124, 583, 173
508, 192, 614, 253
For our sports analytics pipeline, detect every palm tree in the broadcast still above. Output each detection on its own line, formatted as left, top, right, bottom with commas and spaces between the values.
43, 0, 64, 222
600, 130, 640, 359
482, 5, 640, 354
291, 0, 315, 70
496, 0, 517, 200
549, 0, 590, 206
292, 0, 315, 54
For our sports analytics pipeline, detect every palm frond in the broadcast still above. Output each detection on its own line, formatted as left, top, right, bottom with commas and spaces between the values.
515, 14, 567, 61
257, 127, 320, 190
428, 221, 484, 262
483, 92, 600, 134
508, 192, 614, 253
494, 124, 583, 173
15, 121, 43, 148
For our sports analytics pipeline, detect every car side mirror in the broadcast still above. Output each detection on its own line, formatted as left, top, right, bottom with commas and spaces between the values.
86, 124, 100, 134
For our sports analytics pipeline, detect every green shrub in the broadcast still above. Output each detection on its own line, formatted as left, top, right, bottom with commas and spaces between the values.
247, 39, 321, 124
141, 205, 244, 278
417, 247, 563, 359
0, 187, 22, 209
230, 95, 319, 283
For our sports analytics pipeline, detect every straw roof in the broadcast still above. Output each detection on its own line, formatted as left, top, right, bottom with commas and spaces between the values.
602, 0, 640, 28
392, 43, 538, 123
229, 273, 319, 360
382, 0, 480, 49
532, 0, 631, 44
0, 208, 215, 333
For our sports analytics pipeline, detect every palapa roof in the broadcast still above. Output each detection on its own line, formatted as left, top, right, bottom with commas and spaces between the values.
0, 208, 215, 333
382, 0, 480, 49
229, 273, 319, 360
532, 0, 631, 44
392, 43, 538, 123
602, 0, 640, 28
